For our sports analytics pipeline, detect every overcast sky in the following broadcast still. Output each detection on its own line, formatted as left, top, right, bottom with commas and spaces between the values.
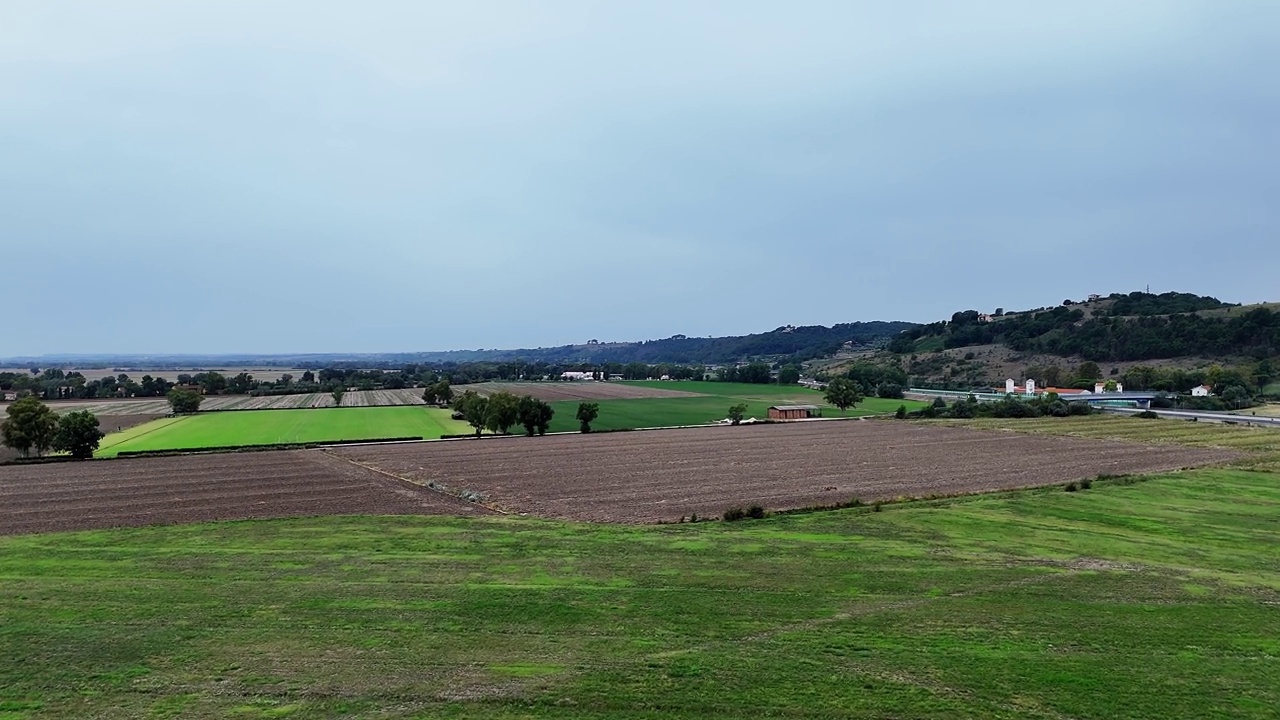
2, 2, 1277, 355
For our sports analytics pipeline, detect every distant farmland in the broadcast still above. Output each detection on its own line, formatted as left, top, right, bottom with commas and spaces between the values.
97, 406, 469, 457
80, 382, 927, 454
36, 388, 426, 416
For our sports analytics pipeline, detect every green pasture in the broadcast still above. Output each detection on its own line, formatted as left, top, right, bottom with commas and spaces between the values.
96, 406, 469, 457
543, 381, 924, 432
2, 468, 1277, 718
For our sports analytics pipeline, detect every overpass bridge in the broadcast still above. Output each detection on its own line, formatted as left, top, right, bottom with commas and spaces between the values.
1057, 392, 1162, 410
907, 388, 1161, 409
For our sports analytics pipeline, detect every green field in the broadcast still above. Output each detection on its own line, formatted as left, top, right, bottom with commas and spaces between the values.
2, 468, 1276, 718
97, 406, 470, 457
93, 384, 920, 455
544, 381, 925, 433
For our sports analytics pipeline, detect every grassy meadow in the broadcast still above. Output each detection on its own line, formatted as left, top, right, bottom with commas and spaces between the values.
543, 381, 923, 433
1, 468, 1276, 718
96, 406, 470, 457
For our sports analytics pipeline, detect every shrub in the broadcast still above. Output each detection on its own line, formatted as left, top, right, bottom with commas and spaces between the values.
1064, 482, 1078, 492
1134, 410, 1159, 419
877, 383, 905, 399
1067, 402, 1093, 416
1079, 478, 1093, 490
722, 507, 746, 522
746, 504, 766, 519
872, 502, 883, 512
894, 405, 907, 419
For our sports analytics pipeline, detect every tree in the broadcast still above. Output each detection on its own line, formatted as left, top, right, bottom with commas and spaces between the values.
425, 380, 454, 406
1221, 385, 1252, 410
198, 371, 227, 395
777, 365, 801, 385
166, 388, 202, 414
54, 410, 103, 459
1075, 361, 1102, 381
331, 387, 345, 407
727, 403, 747, 425
876, 382, 904, 399
823, 378, 863, 414
1103, 379, 1118, 392
518, 396, 555, 436
454, 390, 489, 437
1, 395, 60, 458
484, 392, 521, 434
576, 402, 599, 433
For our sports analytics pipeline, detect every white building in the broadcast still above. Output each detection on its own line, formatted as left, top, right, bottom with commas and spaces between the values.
560, 371, 595, 381
1094, 381, 1124, 394
1191, 384, 1212, 397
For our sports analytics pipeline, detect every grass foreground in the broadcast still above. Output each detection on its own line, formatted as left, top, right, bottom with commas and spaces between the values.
1, 468, 1277, 718
96, 406, 470, 457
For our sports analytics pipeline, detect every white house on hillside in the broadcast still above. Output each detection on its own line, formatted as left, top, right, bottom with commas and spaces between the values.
1191, 384, 1212, 397
1094, 381, 1124, 394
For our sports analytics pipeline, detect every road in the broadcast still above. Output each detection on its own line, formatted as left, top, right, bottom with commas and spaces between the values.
1101, 406, 1280, 427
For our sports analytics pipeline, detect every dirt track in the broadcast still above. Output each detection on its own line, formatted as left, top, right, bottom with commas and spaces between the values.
0, 451, 490, 535
332, 421, 1241, 522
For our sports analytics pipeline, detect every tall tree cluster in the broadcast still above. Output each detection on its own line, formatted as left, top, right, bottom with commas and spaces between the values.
1, 397, 104, 459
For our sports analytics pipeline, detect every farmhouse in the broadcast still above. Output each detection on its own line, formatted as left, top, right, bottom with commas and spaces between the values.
768, 405, 819, 420
1093, 381, 1125, 394
1191, 384, 1213, 397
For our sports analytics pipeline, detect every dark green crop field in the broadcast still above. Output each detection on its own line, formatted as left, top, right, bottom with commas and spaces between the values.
542, 381, 923, 433
2, 468, 1276, 719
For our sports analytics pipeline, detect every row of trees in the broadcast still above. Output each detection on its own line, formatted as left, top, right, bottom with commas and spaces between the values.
1, 396, 104, 459
451, 391, 558, 437
2, 356, 829, 407
902, 394, 1094, 420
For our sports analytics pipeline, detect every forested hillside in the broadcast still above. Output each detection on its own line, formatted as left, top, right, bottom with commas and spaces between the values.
888, 292, 1277, 362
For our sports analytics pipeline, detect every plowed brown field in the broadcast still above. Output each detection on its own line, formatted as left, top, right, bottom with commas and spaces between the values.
333, 421, 1241, 522
0, 451, 490, 535
467, 381, 705, 401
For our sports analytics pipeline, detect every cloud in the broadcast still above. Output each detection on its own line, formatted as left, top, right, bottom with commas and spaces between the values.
2, 1, 1277, 353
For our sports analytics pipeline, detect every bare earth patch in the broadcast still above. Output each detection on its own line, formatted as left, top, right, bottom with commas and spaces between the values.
0, 450, 491, 536
466, 381, 705, 402
333, 421, 1241, 523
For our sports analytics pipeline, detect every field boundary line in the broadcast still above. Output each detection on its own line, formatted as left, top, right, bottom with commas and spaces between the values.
319, 450, 510, 515
96, 415, 189, 454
